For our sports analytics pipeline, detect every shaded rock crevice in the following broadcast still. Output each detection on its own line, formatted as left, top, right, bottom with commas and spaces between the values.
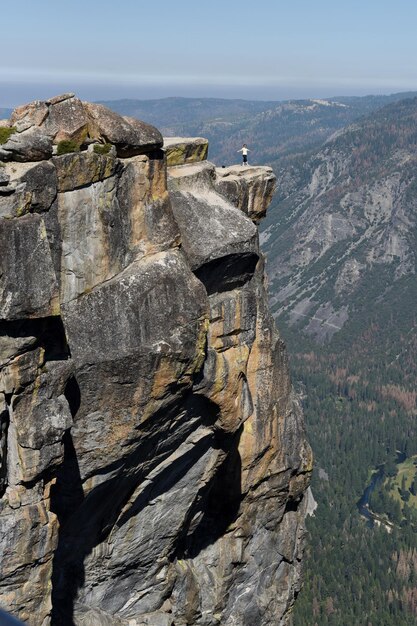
0, 393, 10, 497
176, 425, 244, 562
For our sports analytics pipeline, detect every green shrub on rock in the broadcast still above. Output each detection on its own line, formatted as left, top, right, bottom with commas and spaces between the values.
93, 143, 112, 155
56, 140, 80, 156
0, 126, 17, 145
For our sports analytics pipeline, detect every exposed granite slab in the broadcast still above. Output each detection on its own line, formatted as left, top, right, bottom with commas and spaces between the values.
163, 136, 209, 166
0, 97, 310, 626
215, 164, 276, 223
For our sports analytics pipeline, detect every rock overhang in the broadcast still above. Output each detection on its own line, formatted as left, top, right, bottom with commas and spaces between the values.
165, 138, 275, 293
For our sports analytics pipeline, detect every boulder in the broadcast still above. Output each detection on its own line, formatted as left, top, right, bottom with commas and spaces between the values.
0, 127, 53, 162
3, 161, 57, 212
163, 137, 209, 166
10, 94, 88, 144
43, 95, 88, 144
61, 249, 208, 478
123, 115, 164, 152
84, 103, 163, 157
9, 96, 163, 157
47, 93, 75, 105
9, 100, 49, 132
62, 249, 207, 369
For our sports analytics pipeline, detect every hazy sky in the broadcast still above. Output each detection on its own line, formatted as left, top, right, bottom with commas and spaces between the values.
2, 0, 417, 106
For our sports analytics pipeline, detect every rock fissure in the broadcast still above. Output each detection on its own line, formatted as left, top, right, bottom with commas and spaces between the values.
0, 393, 10, 497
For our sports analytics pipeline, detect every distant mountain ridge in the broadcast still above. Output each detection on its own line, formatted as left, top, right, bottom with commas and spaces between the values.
97, 96, 278, 128
100, 92, 417, 167
261, 96, 417, 343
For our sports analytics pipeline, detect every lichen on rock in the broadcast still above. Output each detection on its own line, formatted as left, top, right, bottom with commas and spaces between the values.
0, 100, 311, 626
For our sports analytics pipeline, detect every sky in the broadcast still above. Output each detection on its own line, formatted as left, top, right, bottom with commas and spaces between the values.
2, 0, 417, 107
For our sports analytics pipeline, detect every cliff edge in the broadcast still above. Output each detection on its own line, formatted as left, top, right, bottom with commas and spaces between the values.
0, 94, 312, 626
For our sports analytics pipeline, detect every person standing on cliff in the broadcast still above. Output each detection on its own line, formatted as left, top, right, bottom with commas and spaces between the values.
238, 144, 250, 166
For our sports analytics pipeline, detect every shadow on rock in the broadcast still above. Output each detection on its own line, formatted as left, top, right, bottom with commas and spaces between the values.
177, 425, 243, 559
50, 377, 84, 626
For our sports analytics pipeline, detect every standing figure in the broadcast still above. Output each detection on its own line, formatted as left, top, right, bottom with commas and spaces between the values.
238, 144, 250, 165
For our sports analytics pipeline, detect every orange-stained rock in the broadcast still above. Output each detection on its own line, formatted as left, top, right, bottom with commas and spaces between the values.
0, 96, 310, 626
163, 136, 209, 166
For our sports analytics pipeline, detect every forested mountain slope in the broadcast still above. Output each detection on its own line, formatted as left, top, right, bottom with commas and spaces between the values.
266, 98, 417, 626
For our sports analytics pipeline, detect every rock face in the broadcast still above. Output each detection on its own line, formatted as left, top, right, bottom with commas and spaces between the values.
0, 100, 311, 626
214, 165, 276, 224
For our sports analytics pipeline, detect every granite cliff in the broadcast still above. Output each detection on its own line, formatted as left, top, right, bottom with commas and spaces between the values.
0, 94, 311, 626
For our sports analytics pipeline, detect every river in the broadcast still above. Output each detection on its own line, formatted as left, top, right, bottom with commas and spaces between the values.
357, 467, 384, 527
357, 452, 407, 528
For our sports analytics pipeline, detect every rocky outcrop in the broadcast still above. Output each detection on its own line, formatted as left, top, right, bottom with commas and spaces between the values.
214, 165, 276, 223
0, 103, 311, 626
163, 137, 209, 166
6, 93, 162, 159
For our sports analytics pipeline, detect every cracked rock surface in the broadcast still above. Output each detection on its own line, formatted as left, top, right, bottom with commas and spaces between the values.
0, 102, 311, 626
